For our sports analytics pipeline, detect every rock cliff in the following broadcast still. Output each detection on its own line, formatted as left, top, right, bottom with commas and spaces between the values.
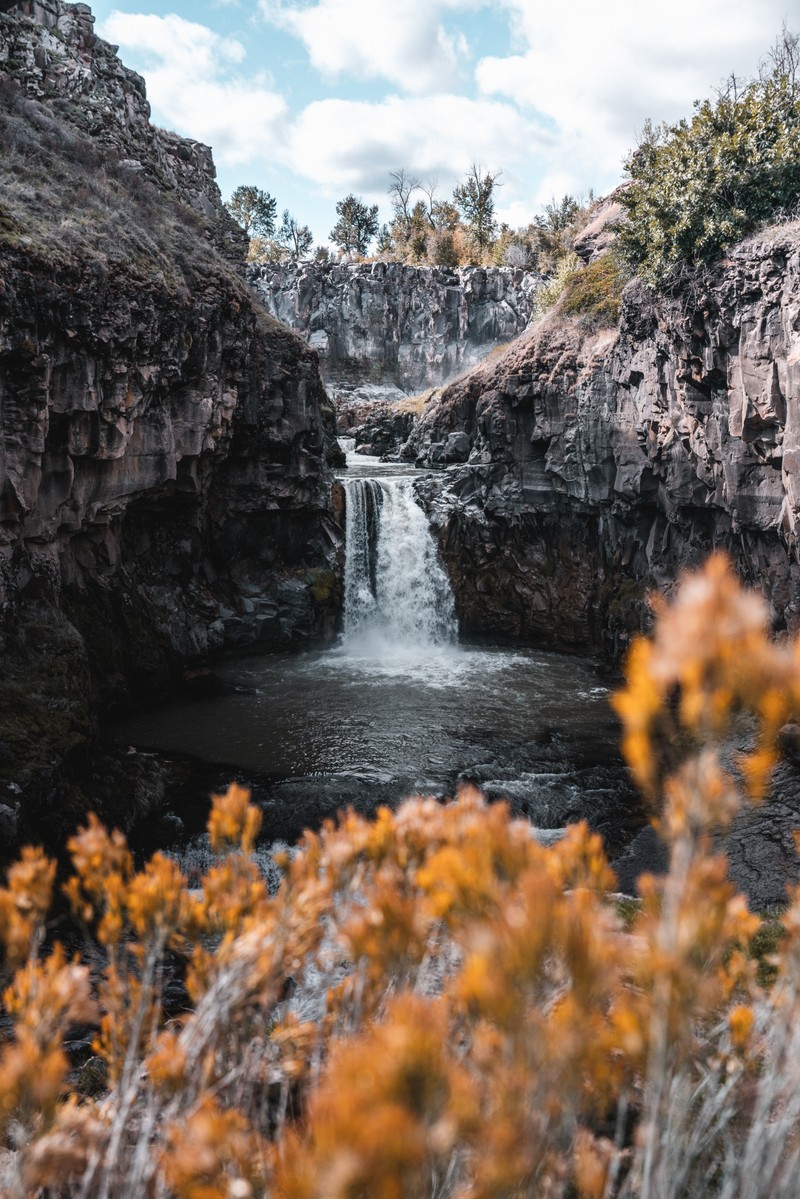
250, 261, 541, 402
0, 0, 341, 842
408, 228, 800, 657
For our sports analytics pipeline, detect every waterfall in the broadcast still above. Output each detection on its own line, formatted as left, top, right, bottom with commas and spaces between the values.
342, 476, 458, 649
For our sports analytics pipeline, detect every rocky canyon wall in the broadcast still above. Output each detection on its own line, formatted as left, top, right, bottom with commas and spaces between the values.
249, 262, 541, 401
408, 228, 800, 657
0, 0, 342, 840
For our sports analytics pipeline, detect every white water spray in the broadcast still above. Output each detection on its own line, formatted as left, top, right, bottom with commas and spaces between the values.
342, 475, 458, 650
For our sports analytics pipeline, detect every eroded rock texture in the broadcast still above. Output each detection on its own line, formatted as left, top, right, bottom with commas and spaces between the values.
409, 228, 800, 658
250, 262, 541, 400
0, 0, 341, 840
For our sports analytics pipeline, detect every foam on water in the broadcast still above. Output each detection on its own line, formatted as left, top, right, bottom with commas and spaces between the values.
167, 833, 288, 893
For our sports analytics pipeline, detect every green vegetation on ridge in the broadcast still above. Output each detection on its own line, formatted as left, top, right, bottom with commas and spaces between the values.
619, 29, 800, 285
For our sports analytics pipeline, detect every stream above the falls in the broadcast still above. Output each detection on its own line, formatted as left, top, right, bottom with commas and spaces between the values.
109, 447, 638, 857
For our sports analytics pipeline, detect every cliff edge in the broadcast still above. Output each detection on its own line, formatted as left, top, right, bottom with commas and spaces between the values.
409, 228, 800, 657
0, 0, 342, 843
250, 261, 541, 402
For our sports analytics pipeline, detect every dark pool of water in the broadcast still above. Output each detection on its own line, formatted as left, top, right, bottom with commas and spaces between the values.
109, 639, 639, 853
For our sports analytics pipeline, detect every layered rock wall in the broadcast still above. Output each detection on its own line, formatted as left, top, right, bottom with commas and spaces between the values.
249, 262, 541, 399
0, 0, 342, 838
409, 229, 800, 655
0, 252, 341, 663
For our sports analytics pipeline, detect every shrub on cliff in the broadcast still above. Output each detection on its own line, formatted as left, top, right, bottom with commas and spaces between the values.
559, 251, 628, 325
619, 30, 800, 285
532, 246, 628, 327
532, 251, 581, 319
4, 558, 800, 1197
0, 87, 233, 285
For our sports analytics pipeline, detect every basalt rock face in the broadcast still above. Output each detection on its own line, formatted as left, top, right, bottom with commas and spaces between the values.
0, 0, 341, 843
337, 399, 419, 459
410, 228, 800, 657
249, 261, 541, 400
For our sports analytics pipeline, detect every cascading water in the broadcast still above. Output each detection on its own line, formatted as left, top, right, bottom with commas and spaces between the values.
342, 475, 458, 650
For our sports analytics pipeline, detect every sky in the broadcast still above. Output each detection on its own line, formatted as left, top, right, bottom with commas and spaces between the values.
88, 0, 800, 247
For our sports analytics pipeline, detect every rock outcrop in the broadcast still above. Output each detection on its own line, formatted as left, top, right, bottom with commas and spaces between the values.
249, 262, 541, 401
0, 0, 239, 245
337, 398, 421, 459
0, 0, 342, 843
408, 228, 800, 657
573, 189, 628, 264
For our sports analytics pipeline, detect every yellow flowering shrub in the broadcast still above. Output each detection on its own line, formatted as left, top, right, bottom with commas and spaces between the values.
1, 554, 800, 1197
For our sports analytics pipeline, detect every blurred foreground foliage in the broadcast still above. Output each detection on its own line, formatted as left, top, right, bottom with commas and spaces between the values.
3, 557, 800, 1197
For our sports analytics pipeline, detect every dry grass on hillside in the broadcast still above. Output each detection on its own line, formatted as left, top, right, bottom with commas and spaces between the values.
0, 83, 229, 288
396, 388, 440, 416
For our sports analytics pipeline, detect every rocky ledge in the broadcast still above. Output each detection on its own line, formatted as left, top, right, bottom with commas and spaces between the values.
249, 261, 541, 401
408, 227, 800, 657
0, 0, 342, 845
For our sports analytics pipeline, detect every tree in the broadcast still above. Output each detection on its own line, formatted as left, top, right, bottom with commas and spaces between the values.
419, 180, 439, 229
763, 23, 800, 95
329, 194, 380, 258
225, 186, 277, 238
277, 209, 314, 261
619, 26, 800, 285
387, 168, 421, 234
425, 227, 460, 267
375, 224, 394, 258
540, 194, 582, 234
503, 241, 533, 267
453, 164, 501, 254
247, 237, 286, 265
528, 193, 585, 272
430, 198, 460, 232
401, 200, 430, 262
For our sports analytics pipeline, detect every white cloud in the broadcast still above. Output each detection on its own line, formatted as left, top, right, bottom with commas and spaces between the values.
97, 1, 800, 239
98, 12, 288, 166
285, 94, 549, 201
261, 0, 484, 93
478, 0, 799, 194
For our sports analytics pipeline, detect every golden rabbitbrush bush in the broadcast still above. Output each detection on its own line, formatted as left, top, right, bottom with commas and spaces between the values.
2, 554, 800, 1197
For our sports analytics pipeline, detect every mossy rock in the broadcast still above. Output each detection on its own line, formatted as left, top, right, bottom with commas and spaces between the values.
0, 604, 93, 791
750, 915, 785, 989
607, 575, 648, 614
561, 252, 628, 326
304, 567, 338, 605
